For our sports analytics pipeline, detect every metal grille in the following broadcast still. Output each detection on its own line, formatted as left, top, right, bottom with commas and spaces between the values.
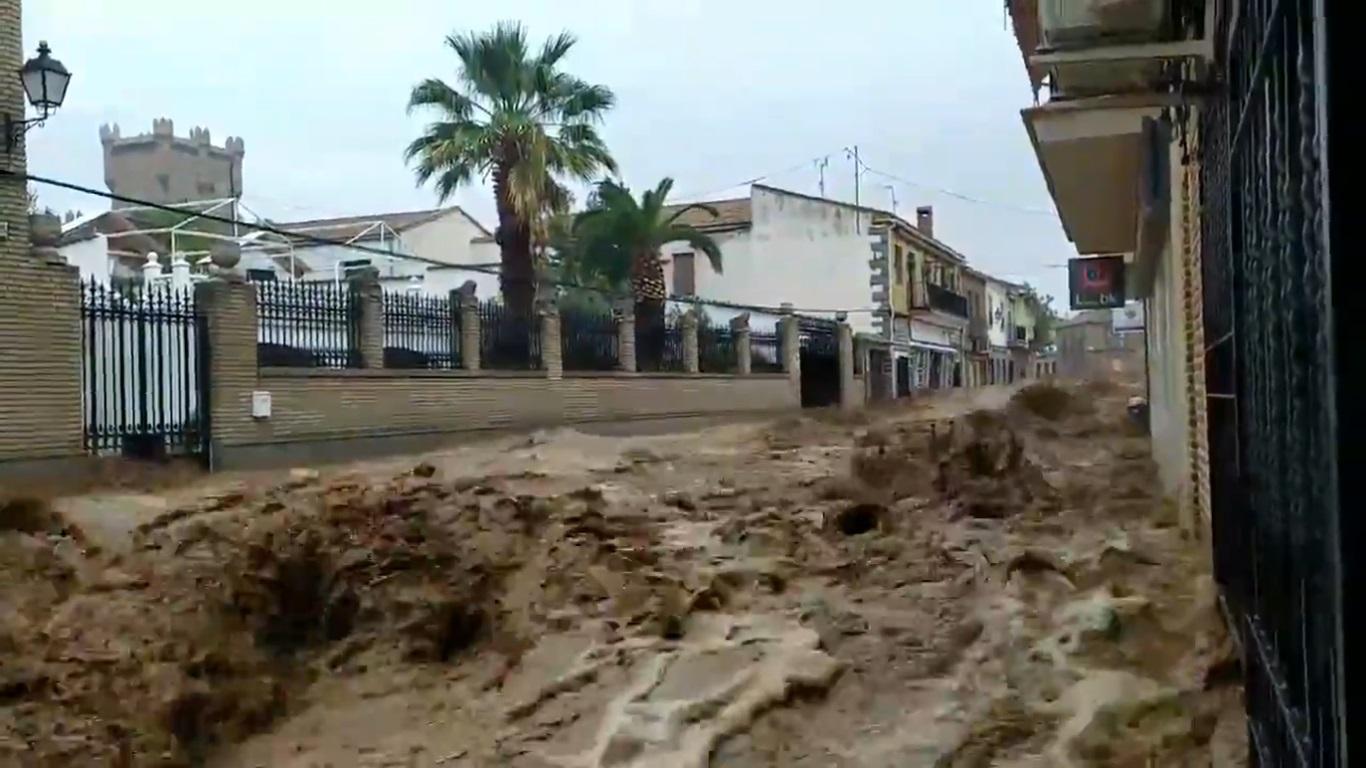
80, 280, 207, 459
479, 301, 541, 370
699, 323, 736, 373
1199, 2, 1343, 765
256, 281, 362, 368
750, 332, 783, 373
383, 291, 459, 369
560, 306, 618, 371
636, 316, 685, 373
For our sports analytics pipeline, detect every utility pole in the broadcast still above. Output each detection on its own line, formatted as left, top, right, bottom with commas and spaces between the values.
816, 156, 829, 198
884, 184, 898, 216
844, 145, 862, 231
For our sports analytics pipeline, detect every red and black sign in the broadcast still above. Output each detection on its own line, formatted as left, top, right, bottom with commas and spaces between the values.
1069, 256, 1127, 310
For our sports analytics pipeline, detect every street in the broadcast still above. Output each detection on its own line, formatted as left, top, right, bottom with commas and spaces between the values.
1, 384, 1244, 766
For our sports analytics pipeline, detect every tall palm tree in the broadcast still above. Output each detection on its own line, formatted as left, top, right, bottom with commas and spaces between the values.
405, 22, 616, 315
571, 178, 723, 365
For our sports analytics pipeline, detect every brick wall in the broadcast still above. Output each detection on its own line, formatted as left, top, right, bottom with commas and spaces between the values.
1182, 125, 1212, 540
197, 279, 800, 469
0, 0, 86, 466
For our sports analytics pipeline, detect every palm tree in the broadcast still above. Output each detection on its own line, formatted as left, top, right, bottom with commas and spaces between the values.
571, 178, 723, 366
405, 22, 616, 315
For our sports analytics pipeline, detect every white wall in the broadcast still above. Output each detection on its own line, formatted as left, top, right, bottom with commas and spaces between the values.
402, 210, 491, 267
59, 236, 114, 284
660, 187, 877, 334
985, 280, 1010, 348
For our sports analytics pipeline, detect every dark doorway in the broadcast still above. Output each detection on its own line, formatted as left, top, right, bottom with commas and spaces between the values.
895, 357, 911, 398
868, 349, 891, 401
797, 318, 839, 408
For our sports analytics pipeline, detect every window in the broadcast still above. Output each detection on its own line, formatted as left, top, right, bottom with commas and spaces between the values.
672, 252, 696, 296
893, 245, 904, 283
246, 268, 277, 283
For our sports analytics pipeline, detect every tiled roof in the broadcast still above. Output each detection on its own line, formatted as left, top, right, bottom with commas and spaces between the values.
662, 197, 753, 232
278, 206, 489, 243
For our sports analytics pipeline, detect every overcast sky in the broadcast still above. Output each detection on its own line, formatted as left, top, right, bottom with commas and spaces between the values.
22, 0, 1073, 303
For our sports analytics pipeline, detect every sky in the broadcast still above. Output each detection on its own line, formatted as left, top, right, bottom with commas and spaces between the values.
21, 0, 1075, 303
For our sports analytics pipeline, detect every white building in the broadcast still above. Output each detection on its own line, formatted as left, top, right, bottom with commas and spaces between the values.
57, 203, 501, 299
658, 185, 882, 335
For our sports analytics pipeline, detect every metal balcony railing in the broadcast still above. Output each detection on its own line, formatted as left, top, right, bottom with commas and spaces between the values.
925, 283, 970, 319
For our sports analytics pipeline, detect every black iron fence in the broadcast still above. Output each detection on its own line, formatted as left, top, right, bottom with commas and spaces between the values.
256, 281, 361, 368
560, 306, 618, 371
479, 301, 541, 370
699, 323, 735, 373
636, 316, 685, 373
1199, 1, 1345, 765
750, 331, 783, 373
383, 290, 460, 369
80, 280, 207, 459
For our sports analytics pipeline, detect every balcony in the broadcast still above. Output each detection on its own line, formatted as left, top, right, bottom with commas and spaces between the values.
925, 283, 969, 319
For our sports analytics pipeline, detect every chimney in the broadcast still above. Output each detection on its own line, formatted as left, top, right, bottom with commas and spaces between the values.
915, 206, 934, 238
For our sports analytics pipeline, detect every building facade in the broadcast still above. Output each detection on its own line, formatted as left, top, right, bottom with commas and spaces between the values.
1003, 1, 1349, 761
661, 185, 983, 396
1054, 309, 1144, 382
101, 120, 244, 207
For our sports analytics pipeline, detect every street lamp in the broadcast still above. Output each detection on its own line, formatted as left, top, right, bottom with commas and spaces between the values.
5, 41, 72, 153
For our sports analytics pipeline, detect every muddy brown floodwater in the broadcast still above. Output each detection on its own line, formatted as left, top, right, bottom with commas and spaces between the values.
1, 384, 1247, 767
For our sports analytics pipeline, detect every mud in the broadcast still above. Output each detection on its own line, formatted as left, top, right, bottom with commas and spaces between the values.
0, 385, 1245, 766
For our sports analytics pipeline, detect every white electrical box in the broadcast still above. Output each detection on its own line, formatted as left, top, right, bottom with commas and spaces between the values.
251, 390, 272, 419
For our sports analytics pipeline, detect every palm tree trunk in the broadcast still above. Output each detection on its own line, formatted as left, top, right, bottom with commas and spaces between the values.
632, 248, 668, 370
493, 162, 535, 317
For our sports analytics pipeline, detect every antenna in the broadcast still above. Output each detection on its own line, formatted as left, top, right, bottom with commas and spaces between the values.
815, 156, 830, 198
884, 184, 898, 215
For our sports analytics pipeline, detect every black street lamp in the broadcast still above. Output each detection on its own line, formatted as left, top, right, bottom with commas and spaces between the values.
4, 41, 72, 153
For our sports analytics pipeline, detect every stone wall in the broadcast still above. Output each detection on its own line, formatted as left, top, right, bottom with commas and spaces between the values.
198, 279, 806, 470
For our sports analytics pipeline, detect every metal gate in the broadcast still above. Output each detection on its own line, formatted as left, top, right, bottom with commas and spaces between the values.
797, 316, 840, 408
1197, 1, 1345, 764
81, 280, 209, 460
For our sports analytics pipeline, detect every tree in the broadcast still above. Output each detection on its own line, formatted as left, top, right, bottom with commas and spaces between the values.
1022, 283, 1058, 350
26, 185, 39, 215
569, 178, 722, 354
405, 22, 616, 315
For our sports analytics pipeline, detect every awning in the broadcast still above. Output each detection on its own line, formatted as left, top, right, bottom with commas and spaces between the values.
904, 340, 959, 355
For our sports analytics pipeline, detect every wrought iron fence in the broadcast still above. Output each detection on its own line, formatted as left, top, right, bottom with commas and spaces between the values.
750, 331, 783, 373
256, 281, 362, 368
560, 306, 618, 371
479, 301, 541, 370
636, 316, 685, 373
1199, 1, 1344, 765
80, 280, 207, 458
383, 291, 459, 369
699, 323, 735, 373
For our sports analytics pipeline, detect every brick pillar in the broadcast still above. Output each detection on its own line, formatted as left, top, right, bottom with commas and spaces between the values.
681, 309, 700, 374
351, 269, 383, 369
540, 302, 562, 380
455, 283, 480, 371
195, 278, 259, 469
779, 303, 801, 403
730, 312, 751, 376
614, 299, 637, 373
838, 319, 857, 411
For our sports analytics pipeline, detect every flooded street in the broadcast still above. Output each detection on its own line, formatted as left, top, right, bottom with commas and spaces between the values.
2, 384, 1245, 766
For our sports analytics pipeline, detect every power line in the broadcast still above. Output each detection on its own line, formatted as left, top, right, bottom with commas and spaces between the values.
850, 152, 1058, 217
7, 169, 887, 318
671, 151, 838, 202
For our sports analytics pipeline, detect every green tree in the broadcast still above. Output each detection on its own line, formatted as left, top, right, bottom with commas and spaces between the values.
1022, 283, 1058, 349
405, 22, 617, 315
570, 178, 722, 347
